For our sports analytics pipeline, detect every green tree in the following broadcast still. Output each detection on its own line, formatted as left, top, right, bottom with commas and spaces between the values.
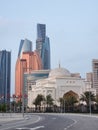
0, 104, 6, 112
59, 97, 64, 112
45, 94, 54, 112
33, 94, 45, 111
80, 91, 95, 112
46, 94, 54, 107
94, 94, 98, 111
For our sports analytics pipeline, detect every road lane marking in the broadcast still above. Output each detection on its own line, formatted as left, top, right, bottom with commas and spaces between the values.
64, 119, 77, 130
1, 115, 41, 130
52, 117, 56, 119
16, 126, 45, 130
16, 128, 30, 130
31, 126, 45, 130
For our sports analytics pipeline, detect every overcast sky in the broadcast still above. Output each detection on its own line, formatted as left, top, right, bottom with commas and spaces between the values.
0, 0, 98, 94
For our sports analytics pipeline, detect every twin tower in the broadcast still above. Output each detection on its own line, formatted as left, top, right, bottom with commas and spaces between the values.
15, 23, 51, 98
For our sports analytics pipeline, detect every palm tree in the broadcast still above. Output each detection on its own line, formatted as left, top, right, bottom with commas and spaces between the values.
95, 94, 98, 104
93, 94, 98, 111
80, 91, 95, 112
33, 94, 45, 112
45, 94, 54, 112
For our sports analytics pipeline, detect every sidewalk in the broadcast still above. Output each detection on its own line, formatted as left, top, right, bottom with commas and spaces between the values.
0, 113, 24, 122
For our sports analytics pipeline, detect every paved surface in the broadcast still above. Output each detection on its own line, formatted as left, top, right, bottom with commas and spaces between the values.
0, 113, 24, 122
0, 113, 98, 130
0, 113, 40, 130
11, 113, 98, 130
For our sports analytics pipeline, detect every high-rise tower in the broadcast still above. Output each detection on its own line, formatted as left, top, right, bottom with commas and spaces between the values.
37, 24, 46, 42
36, 24, 51, 69
0, 50, 11, 103
18, 39, 32, 58
15, 39, 42, 99
92, 59, 98, 94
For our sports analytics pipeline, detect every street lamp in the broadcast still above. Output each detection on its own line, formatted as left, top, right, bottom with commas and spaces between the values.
64, 99, 65, 113
89, 91, 91, 115
88, 82, 92, 116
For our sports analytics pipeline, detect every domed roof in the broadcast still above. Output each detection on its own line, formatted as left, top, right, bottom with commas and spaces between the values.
49, 67, 71, 77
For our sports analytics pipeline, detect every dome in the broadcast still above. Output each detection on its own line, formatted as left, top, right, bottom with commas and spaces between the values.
49, 67, 71, 77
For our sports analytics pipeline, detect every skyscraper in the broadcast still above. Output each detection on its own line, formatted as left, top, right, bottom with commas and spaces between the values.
92, 59, 98, 94
41, 36, 50, 69
36, 23, 51, 69
0, 50, 11, 103
37, 23, 46, 42
15, 39, 42, 99
18, 39, 32, 58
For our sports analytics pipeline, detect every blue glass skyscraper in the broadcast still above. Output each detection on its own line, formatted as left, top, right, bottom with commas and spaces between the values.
0, 50, 11, 103
36, 24, 51, 69
18, 38, 32, 58
37, 24, 46, 42
41, 36, 50, 69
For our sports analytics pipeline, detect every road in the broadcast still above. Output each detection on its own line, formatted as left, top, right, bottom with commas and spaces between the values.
0, 113, 98, 130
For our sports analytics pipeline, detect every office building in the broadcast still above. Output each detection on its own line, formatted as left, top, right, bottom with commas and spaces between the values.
37, 23, 46, 42
18, 39, 32, 58
0, 50, 11, 103
24, 69, 50, 107
36, 24, 51, 69
92, 59, 98, 94
15, 39, 42, 100
41, 36, 50, 69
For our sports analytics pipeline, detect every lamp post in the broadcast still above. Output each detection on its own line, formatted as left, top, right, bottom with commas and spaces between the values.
89, 90, 92, 116
64, 99, 65, 113
89, 83, 92, 116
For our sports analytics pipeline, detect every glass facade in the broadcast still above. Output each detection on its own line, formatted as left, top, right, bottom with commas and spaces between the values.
15, 39, 42, 100
24, 70, 49, 88
24, 70, 50, 106
0, 50, 11, 103
36, 24, 51, 69
18, 39, 32, 58
37, 23, 46, 42
41, 36, 50, 69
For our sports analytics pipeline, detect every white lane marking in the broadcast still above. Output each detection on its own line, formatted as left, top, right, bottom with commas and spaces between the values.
16, 128, 29, 130
32, 116, 41, 124
64, 119, 77, 130
1, 116, 41, 130
16, 126, 45, 130
52, 117, 56, 119
31, 126, 45, 130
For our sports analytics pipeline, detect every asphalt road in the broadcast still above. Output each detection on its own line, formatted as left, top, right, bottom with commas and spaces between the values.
0, 113, 98, 130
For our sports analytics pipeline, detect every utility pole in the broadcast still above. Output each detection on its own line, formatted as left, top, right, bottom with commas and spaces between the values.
63, 99, 65, 113
89, 90, 91, 116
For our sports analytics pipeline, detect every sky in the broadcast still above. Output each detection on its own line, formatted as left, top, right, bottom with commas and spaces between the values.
0, 0, 98, 94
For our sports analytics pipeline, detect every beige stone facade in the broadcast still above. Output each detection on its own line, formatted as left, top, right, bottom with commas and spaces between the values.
27, 67, 96, 108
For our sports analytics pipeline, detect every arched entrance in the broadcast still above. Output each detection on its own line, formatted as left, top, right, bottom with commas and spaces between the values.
63, 90, 79, 112
63, 90, 79, 99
